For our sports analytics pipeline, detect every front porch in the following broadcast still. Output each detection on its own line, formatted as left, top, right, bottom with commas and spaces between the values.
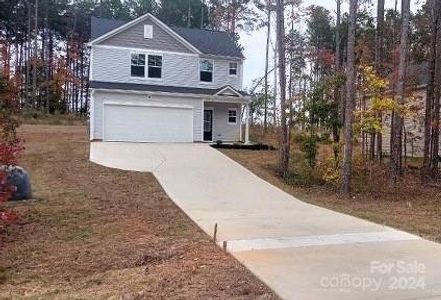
202, 100, 250, 144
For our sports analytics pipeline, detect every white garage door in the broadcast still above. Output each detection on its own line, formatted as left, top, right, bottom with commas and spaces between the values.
103, 104, 193, 142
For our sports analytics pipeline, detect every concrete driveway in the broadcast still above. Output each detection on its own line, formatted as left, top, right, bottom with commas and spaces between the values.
90, 142, 441, 300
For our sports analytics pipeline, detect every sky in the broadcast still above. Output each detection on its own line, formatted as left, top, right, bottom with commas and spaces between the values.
239, 0, 423, 91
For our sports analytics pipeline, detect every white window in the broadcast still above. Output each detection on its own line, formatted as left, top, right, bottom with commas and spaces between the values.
144, 25, 153, 39
148, 55, 162, 78
228, 108, 237, 124
229, 62, 238, 76
200, 59, 213, 82
131, 53, 145, 77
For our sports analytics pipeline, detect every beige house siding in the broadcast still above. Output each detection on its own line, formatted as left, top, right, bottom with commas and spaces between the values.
378, 88, 440, 158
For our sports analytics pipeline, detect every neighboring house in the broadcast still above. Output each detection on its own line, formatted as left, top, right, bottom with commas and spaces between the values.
379, 63, 440, 157
88, 13, 250, 143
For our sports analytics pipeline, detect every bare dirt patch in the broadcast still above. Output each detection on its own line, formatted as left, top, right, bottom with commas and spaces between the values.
0, 125, 276, 299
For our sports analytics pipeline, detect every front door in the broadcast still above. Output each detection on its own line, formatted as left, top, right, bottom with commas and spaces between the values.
203, 109, 213, 141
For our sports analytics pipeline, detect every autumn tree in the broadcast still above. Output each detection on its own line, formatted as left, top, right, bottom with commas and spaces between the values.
0, 64, 22, 226
306, 5, 334, 82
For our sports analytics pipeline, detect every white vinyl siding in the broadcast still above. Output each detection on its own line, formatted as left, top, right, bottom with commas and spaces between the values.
92, 90, 203, 141
205, 102, 241, 142
91, 45, 243, 90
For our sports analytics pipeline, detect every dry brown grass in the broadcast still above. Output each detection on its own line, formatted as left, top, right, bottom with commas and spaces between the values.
0, 125, 276, 299
220, 127, 441, 243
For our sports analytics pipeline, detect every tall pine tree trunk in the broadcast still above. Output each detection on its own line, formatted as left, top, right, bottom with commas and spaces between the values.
32, 0, 38, 109
335, 0, 344, 124
25, 1, 31, 108
273, 41, 278, 127
341, 0, 358, 195
431, 9, 441, 177
390, 0, 410, 185
375, 0, 385, 160
422, 0, 439, 181
333, 0, 342, 156
276, 0, 289, 175
264, 5, 271, 131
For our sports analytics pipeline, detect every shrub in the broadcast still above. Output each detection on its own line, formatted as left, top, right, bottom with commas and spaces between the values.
300, 135, 319, 168
0, 74, 22, 227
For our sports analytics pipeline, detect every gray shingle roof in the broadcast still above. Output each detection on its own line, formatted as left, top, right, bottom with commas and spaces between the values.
171, 26, 244, 58
90, 81, 248, 97
90, 16, 243, 58
90, 16, 128, 40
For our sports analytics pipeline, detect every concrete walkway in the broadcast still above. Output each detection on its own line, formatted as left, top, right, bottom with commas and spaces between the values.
91, 142, 441, 300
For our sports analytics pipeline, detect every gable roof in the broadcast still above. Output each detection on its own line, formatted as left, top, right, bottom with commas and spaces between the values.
89, 14, 244, 59
89, 14, 201, 54
215, 86, 243, 97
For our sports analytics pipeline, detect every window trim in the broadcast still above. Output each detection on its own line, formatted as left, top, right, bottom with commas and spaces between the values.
147, 54, 163, 79
228, 62, 238, 77
130, 52, 163, 81
227, 108, 238, 125
199, 59, 214, 83
130, 52, 146, 78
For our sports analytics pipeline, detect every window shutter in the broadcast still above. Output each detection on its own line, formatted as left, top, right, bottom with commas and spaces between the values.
144, 25, 153, 39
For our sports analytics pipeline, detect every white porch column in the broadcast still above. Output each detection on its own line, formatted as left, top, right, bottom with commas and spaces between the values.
239, 105, 243, 142
245, 103, 250, 144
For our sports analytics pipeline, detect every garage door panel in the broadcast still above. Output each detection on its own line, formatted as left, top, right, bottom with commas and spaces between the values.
103, 104, 193, 142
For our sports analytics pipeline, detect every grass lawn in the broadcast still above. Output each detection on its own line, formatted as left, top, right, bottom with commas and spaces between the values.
220, 130, 441, 243
0, 125, 276, 299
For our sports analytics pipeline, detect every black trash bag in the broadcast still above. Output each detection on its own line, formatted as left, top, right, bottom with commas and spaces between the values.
0, 166, 32, 201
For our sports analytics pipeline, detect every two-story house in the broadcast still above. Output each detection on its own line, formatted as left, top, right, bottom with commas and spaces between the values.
88, 13, 250, 143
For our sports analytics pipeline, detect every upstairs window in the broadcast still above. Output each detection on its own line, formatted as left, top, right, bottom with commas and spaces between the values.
200, 59, 213, 82
229, 62, 238, 76
148, 55, 162, 78
228, 109, 237, 124
131, 53, 145, 77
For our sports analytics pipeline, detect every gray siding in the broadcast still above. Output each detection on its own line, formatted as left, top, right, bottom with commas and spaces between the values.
92, 90, 203, 141
205, 101, 241, 142
91, 45, 243, 90
100, 18, 192, 54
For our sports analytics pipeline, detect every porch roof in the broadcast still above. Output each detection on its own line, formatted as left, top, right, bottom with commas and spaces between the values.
90, 81, 249, 99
